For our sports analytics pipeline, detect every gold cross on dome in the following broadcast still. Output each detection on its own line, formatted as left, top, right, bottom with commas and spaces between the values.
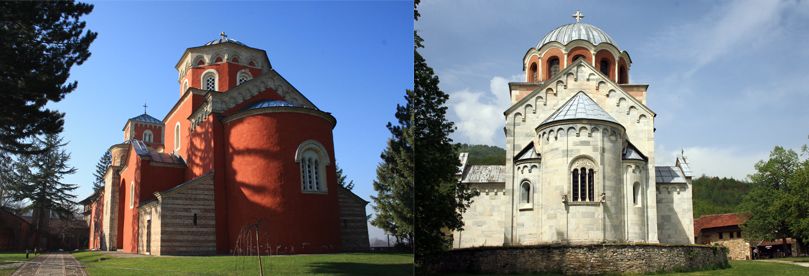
572, 10, 584, 22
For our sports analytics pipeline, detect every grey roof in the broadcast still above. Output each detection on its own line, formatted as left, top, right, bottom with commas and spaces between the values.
132, 140, 185, 166
461, 165, 506, 184
129, 113, 162, 125
655, 166, 687, 184
515, 142, 540, 162
541, 92, 618, 126
205, 34, 245, 46
622, 142, 647, 161
244, 99, 301, 111
677, 157, 693, 177
538, 23, 617, 48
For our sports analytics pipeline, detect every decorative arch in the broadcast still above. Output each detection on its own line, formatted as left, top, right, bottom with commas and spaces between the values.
520, 179, 532, 205
295, 140, 331, 193
236, 69, 253, 86
632, 182, 641, 206
142, 130, 154, 143
528, 62, 538, 82
182, 79, 189, 93
570, 156, 597, 202
524, 104, 534, 116
192, 55, 206, 67
173, 122, 181, 152
201, 69, 218, 91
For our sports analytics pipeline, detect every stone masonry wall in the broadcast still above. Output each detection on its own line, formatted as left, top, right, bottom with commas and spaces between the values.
423, 244, 729, 275
337, 187, 370, 251
158, 174, 216, 255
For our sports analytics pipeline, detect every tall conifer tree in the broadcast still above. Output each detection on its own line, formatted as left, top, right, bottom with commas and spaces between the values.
412, 0, 476, 261
91, 151, 111, 190
8, 134, 78, 248
0, 1, 96, 154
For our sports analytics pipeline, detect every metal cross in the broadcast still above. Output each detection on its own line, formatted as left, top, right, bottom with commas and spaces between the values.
220, 31, 227, 39
572, 10, 584, 22
143, 102, 148, 114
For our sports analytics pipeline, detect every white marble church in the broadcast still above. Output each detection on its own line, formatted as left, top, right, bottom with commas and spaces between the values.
453, 12, 695, 248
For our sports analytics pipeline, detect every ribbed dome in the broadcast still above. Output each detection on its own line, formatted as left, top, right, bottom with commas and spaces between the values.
205, 32, 245, 46
537, 23, 617, 48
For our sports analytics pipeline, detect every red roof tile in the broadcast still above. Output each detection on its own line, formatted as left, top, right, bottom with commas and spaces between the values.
694, 213, 750, 234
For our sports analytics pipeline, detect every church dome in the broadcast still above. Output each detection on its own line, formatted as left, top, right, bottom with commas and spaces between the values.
537, 22, 617, 48
205, 32, 245, 46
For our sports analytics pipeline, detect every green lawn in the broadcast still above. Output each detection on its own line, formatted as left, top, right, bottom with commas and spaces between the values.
72, 251, 413, 275
658, 260, 809, 275
0, 252, 29, 276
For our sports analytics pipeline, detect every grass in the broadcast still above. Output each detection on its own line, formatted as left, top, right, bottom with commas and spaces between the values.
72, 251, 413, 275
0, 252, 29, 276
781, 256, 809, 263
657, 260, 809, 275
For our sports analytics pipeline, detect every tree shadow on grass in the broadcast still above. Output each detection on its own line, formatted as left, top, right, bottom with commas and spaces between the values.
308, 262, 413, 276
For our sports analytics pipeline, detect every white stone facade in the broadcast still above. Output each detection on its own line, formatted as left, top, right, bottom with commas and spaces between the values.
453, 20, 694, 248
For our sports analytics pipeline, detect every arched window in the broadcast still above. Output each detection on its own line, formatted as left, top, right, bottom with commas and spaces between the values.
174, 122, 181, 152
231, 56, 240, 63
214, 56, 223, 63
570, 158, 596, 202
572, 169, 579, 201
143, 130, 153, 143
548, 57, 560, 79
237, 71, 252, 85
633, 182, 641, 206
202, 71, 217, 91
619, 66, 628, 84
529, 63, 538, 82
521, 181, 531, 203
296, 140, 331, 193
599, 59, 610, 77
572, 55, 586, 62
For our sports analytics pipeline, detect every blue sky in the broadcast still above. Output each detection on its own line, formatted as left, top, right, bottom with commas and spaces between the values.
418, 0, 809, 180
58, 1, 412, 242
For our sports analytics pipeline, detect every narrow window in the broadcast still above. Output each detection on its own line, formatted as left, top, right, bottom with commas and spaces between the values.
521, 181, 530, 204
548, 57, 560, 79
237, 72, 251, 85
204, 73, 216, 91
312, 159, 320, 191
143, 130, 153, 143
129, 182, 134, 208
193, 213, 198, 226
580, 167, 587, 201
588, 169, 595, 202
300, 160, 306, 190
174, 123, 181, 151
633, 182, 640, 206
529, 63, 538, 82
307, 158, 314, 191
600, 59, 610, 77
572, 169, 579, 201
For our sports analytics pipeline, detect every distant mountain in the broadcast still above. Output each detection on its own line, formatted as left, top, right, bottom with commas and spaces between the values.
691, 175, 751, 218
456, 144, 506, 165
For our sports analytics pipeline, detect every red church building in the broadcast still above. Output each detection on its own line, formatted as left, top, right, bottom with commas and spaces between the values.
82, 34, 369, 255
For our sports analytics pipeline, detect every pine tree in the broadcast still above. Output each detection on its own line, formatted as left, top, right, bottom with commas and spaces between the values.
92, 151, 111, 190
413, 0, 477, 261
335, 163, 355, 190
8, 134, 78, 248
0, 1, 97, 154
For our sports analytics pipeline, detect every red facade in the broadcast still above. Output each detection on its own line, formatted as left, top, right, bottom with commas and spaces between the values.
86, 36, 342, 255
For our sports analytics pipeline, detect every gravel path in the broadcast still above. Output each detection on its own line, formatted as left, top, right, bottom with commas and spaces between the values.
11, 253, 86, 276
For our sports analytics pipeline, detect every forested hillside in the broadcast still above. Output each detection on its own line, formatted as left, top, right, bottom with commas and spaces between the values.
691, 176, 751, 218
456, 144, 506, 165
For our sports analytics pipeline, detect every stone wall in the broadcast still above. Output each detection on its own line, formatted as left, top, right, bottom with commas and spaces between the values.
453, 182, 507, 248
423, 244, 729, 275
715, 239, 750, 260
337, 187, 370, 251
156, 173, 216, 256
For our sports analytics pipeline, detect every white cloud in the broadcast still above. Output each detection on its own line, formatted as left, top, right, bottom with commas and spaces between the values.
448, 75, 518, 145
657, 145, 769, 181
647, 0, 790, 75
